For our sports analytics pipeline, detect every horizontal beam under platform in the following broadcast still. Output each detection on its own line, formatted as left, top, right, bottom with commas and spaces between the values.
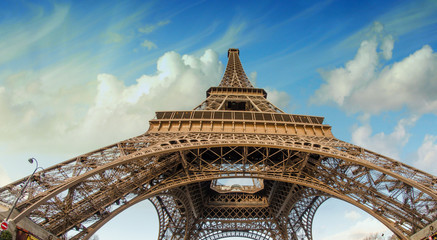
206, 87, 267, 98
154, 110, 325, 124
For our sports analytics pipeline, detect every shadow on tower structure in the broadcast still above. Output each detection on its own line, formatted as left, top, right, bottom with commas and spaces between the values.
1, 48, 436, 240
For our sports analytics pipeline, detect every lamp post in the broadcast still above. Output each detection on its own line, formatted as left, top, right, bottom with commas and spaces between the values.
3, 158, 44, 224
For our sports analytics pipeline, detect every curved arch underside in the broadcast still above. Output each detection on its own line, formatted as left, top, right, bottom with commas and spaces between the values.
0, 132, 436, 240
148, 186, 327, 240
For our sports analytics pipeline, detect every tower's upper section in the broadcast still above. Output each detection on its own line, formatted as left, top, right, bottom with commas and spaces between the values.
218, 48, 254, 88
148, 48, 332, 137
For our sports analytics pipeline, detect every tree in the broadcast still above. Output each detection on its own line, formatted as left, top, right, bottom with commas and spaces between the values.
362, 233, 399, 240
363, 233, 380, 240
0, 230, 12, 240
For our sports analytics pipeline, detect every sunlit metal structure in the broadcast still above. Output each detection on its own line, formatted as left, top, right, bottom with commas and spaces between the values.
0, 48, 436, 240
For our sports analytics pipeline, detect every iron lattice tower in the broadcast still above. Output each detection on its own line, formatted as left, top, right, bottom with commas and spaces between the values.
1, 49, 436, 240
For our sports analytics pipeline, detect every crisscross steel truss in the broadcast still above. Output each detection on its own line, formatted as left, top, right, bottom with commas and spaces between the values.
1, 49, 436, 240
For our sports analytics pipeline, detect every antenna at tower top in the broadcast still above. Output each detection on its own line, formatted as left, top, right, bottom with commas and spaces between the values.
219, 48, 253, 88
228, 48, 239, 57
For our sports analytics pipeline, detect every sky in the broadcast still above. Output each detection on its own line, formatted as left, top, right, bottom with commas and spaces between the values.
0, 0, 437, 239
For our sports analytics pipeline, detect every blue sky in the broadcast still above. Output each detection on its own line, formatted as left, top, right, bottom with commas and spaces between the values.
0, 0, 437, 239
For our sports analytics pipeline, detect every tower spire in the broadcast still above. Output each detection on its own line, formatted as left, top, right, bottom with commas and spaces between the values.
218, 48, 254, 88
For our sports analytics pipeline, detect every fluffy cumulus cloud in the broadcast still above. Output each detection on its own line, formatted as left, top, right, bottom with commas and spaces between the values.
0, 48, 293, 183
312, 22, 437, 115
414, 135, 437, 175
266, 88, 290, 110
351, 117, 417, 159
322, 217, 390, 240
0, 50, 223, 181
82, 49, 223, 141
249, 71, 290, 111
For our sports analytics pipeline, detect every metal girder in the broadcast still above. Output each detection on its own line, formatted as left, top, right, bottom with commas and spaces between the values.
1, 135, 436, 239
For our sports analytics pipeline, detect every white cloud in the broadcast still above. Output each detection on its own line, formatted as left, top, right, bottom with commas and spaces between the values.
141, 40, 157, 50
207, 22, 247, 53
0, 4, 70, 65
249, 72, 257, 85
378, 1, 437, 37
345, 210, 362, 221
314, 39, 379, 106
414, 134, 437, 175
0, 49, 223, 181
138, 20, 170, 34
0, 46, 291, 182
351, 117, 417, 159
106, 32, 124, 43
371, 21, 393, 57
266, 88, 290, 111
380, 35, 394, 60
79, 50, 223, 145
312, 22, 437, 115
321, 217, 390, 240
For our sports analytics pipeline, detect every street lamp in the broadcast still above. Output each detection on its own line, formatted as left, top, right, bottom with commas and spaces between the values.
3, 158, 44, 223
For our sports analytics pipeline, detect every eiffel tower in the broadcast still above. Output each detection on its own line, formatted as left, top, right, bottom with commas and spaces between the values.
1, 49, 436, 240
